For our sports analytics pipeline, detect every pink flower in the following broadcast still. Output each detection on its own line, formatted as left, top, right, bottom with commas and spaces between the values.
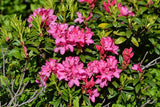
86, 58, 121, 88
148, 0, 153, 5
106, 56, 118, 69
88, 89, 100, 103
82, 77, 95, 89
36, 59, 58, 87
79, 0, 97, 8
103, 0, 117, 13
131, 63, 143, 73
96, 37, 119, 59
56, 56, 87, 87
27, 8, 57, 27
122, 47, 134, 70
118, 6, 135, 17
48, 23, 94, 55
74, 11, 93, 24
122, 47, 134, 63
74, 12, 85, 24
23, 46, 28, 58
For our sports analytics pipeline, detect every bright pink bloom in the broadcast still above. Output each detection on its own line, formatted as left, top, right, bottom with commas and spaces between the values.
56, 56, 87, 87
88, 88, 100, 103
36, 59, 58, 87
96, 37, 119, 59
75, 11, 93, 24
131, 63, 143, 73
74, 12, 85, 24
79, 0, 97, 8
106, 56, 118, 69
82, 77, 95, 89
86, 58, 121, 88
48, 22, 94, 55
103, 0, 117, 13
119, 6, 135, 17
27, 8, 57, 27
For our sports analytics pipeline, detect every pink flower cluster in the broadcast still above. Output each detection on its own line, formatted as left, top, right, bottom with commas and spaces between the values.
47, 22, 94, 55
122, 47, 134, 70
74, 12, 93, 24
36, 57, 86, 88
86, 57, 121, 88
27, 8, 57, 27
82, 77, 99, 102
103, 0, 135, 17
56, 56, 87, 88
96, 37, 119, 59
81, 56, 121, 102
36, 55, 121, 102
35, 58, 58, 87
119, 6, 135, 17
78, 0, 97, 9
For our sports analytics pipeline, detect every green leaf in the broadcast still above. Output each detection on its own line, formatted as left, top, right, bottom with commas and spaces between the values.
80, 55, 86, 63
124, 86, 134, 91
49, 98, 61, 107
118, 16, 128, 23
83, 95, 91, 106
135, 84, 141, 93
131, 37, 139, 47
73, 97, 79, 107
126, 30, 132, 38
115, 37, 127, 44
121, 91, 127, 103
133, 18, 141, 24
98, 23, 109, 28
112, 81, 120, 88
112, 104, 125, 107
105, 31, 112, 37
0, 76, 8, 86
113, 31, 126, 36
72, 89, 81, 97
113, 21, 118, 27
95, 103, 102, 107
133, 79, 139, 86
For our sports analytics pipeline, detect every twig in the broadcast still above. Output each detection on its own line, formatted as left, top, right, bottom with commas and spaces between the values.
142, 56, 160, 70
1, 103, 7, 107
101, 98, 106, 105
17, 81, 29, 97
143, 85, 150, 91
141, 98, 156, 107
140, 51, 148, 65
102, 102, 111, 107
11, 79, 15, 94
7, 61, 28, 107
18, 76, 46, 107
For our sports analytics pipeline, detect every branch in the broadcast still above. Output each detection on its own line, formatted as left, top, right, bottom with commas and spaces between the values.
7, 61, 28, 107
17, 76, 46, 107
140, 51, 148, 65
1, 45, 8, 76
141, 98, 156, 107
142, 56, 160, 70
102, 102, 111, 107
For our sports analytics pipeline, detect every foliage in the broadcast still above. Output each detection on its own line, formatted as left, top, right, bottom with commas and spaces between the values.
0, 0, 160, 107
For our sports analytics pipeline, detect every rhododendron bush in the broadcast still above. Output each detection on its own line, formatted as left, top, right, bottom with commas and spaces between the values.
0, 0, 160, 106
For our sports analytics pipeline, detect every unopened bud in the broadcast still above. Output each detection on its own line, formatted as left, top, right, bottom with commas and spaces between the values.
6, 37, 10, 43
39, 33, 43, 37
